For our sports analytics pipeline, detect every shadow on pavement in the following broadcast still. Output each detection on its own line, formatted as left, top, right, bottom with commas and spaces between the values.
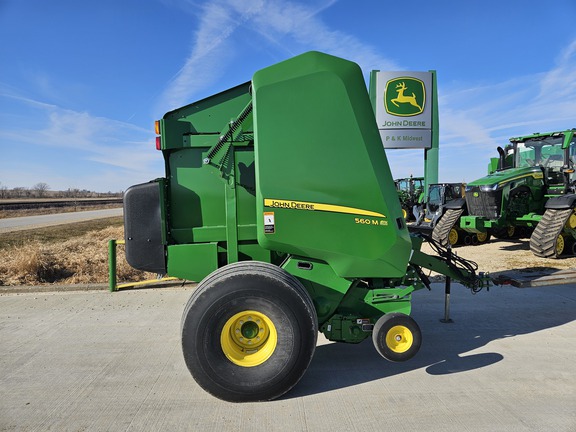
286, 284, 576, 398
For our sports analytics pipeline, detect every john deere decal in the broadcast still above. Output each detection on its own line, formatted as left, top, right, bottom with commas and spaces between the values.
384, 77, 425, 117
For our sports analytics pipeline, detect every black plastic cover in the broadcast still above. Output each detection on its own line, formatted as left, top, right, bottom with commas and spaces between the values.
445, 197, 466, 210
123, 181, 166, 274
545, 194, 576, 210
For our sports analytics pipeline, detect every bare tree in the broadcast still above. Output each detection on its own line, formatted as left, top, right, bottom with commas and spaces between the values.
33, 183, 51, 198
11, 187, 27, 198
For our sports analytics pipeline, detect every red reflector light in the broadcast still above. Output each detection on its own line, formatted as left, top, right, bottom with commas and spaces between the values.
154, 120, 161, 135
155, 136, 161, 150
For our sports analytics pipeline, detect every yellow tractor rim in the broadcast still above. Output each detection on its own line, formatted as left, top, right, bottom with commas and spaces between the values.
507, 226, 515, 237
402, 208, 408, 220
556, 235, 565, 256
220, 310, 277, 367
566, 212, 576, 230
476, 232, 488, 242
385, 325, 413, 353
448, 228, 459, 245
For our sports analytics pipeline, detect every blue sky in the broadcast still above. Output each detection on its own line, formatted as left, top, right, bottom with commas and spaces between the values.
1, 0, 575, 193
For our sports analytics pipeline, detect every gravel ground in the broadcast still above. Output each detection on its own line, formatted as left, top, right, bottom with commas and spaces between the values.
420, 235, 576, 278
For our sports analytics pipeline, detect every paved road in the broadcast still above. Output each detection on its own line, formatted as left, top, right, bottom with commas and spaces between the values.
1, 282, 575, 431
0, 208, 123, 233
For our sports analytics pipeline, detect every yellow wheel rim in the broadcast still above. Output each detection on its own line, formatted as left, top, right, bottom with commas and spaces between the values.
507, 226, 515, 237
556, 235, 565, 256
385, 325, 413, 354
448, 228, 459, 245
476, 232, 488, 242
402, 208, 408, 220
221, 310, 277, 367
566, 212, 576, 229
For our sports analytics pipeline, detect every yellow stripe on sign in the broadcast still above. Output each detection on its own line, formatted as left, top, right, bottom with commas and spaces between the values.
264, 199, 386, 218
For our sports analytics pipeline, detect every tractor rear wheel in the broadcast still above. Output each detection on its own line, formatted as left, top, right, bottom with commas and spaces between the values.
372, 313, 422, 362
181, 261, 318, 402
530, 208, 574, 258
432, 208, 464, 247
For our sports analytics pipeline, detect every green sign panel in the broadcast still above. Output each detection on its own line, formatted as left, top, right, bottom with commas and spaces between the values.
384, 77, 426, 117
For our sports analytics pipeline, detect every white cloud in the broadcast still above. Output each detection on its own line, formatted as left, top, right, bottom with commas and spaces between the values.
157, 0, 399, 111
413, 39, 576, 183
238, 0, 399, 72
0, 91, 162, 191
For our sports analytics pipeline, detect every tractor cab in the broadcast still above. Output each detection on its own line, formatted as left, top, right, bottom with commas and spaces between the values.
510, 131, 576, 195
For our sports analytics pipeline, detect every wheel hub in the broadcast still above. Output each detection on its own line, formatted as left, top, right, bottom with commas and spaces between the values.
386, 325, 413, 353
221, 310, 277, 367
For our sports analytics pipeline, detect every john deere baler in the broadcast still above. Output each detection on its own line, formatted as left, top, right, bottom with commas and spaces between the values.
123, 51, 485, 402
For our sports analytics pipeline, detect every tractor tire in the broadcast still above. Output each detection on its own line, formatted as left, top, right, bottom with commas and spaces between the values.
475, 231, 491, 244
372, 313, 422, 362
181, 261, 318, 402
492, 226, 515, 239
432, 208, 464, 247
530, 208, 573, 258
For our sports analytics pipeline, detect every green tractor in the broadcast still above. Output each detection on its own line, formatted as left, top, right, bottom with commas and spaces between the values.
410, 182, 488, 246
123, 52, 491, 402
395, 176, 424, 221
433, 130, 576, 257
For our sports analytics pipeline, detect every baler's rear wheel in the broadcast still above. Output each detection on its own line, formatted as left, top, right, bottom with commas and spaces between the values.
181, 261, 318, 402
372, 313, 422, 362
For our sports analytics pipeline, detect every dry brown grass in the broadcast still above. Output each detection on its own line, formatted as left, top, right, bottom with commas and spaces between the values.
0, 224, 153, 286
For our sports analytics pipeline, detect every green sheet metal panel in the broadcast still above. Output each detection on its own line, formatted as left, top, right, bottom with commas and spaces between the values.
252, 51, 412, 279
167, 243, 219, 282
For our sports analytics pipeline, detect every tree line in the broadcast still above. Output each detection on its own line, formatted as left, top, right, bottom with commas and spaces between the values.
0, 182, 122, 199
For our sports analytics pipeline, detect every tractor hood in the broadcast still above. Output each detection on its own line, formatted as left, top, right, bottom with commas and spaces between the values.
466, 166, 543, 191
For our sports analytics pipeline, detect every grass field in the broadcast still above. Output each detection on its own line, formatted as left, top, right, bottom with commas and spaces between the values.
0, 216, 153, 286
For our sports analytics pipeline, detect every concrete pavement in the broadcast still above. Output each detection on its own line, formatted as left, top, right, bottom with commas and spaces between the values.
0, 207, 123, 233
1, 283, 575, 431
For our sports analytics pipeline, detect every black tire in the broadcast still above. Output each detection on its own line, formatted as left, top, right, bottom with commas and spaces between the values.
372, 313, 422, 362
530, 208, 573, 258
181, 261, 318, 402
432, 208, 464, 247
492, 226, 515, 239
475, 231, 491, 244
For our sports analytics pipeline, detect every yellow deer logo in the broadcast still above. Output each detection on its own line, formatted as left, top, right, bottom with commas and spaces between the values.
391, 82, 422, 111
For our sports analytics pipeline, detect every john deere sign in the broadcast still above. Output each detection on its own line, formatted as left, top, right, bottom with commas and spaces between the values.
372, 71, 433, 149
384, 77, 425, 116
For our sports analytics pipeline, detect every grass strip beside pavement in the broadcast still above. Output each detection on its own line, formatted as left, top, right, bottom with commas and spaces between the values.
0, 217, 153, 287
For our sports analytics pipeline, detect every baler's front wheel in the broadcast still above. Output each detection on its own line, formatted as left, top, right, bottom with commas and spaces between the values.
181, 261, 318, 402
372, 313, 422, 362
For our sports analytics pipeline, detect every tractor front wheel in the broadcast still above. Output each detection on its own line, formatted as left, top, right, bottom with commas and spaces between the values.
181, 261, 318, 402
372, 313, 422, 362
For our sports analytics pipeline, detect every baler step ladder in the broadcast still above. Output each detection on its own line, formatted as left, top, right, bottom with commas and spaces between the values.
108, 239, 180, 292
